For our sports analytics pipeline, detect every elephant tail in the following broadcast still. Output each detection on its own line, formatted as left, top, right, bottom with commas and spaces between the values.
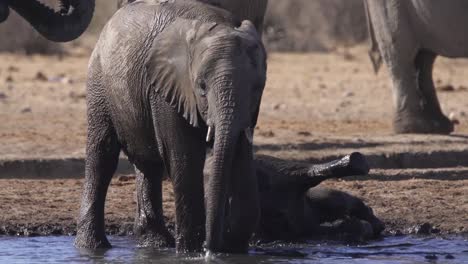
364, 0, 382, 74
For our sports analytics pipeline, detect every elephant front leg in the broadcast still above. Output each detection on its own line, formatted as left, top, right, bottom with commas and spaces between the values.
171, 162, 205, 253
75, 121, 120, 249
134, 164, 175, 248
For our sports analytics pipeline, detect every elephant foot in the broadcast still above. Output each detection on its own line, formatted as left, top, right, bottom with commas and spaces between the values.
394, 111, 454, 134
134, 223, 175, 248
74, 230, 111, 249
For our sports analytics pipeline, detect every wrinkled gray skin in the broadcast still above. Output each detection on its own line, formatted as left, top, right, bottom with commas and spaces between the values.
364, 0, 468, 134
74, 0, 266, 254
0, 0, 95, 42
117, 0, 267, 35
240, 154, 384, 242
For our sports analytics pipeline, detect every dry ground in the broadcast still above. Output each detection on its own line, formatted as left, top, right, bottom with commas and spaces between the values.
0, 46, 467, 236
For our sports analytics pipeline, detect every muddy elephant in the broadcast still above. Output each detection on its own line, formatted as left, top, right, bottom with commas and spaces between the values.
117, 0, 268, 35
0, 0, 95, 42
363, 0, 468, 134
74, 0, 266, 254
243, 153, 384, 242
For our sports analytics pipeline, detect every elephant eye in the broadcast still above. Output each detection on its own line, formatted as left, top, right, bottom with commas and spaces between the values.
197, 79, 207, 97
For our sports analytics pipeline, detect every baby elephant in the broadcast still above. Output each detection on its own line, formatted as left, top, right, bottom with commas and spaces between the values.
205, 152, 384, 243
75, 0, 266, 254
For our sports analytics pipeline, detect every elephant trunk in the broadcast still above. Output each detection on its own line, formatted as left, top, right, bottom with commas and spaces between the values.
204, 117, 237, 253
204, 75, 254, 252
8, 0, 95, 42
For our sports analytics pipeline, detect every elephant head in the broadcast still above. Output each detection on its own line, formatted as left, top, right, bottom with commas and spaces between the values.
147, 19, 266, 252
0, 0, 95, 42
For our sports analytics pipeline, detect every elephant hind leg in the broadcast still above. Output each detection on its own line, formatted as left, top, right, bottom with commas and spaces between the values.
393, 49, 453, 134
75, 114, 120, 249
413, 49, 453, 134
134, 163, 175, 248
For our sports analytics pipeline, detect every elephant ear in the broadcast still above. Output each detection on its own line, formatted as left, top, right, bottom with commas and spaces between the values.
146, 19, 216, 127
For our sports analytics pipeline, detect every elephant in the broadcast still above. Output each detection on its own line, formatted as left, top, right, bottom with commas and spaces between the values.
116, 0, 268, 35
207, 152, 384, 242
0, 0, 95, 42
74, 0, 267, 254
364, 0, 468, 134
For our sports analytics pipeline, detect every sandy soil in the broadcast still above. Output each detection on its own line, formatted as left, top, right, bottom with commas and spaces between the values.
0, 46, 467, 237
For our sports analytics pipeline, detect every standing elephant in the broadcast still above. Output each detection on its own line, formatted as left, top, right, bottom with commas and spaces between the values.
117, 0, 267, 34
0, 0, 95, 42
74, 0, 266, 254
364, 0, 467, 134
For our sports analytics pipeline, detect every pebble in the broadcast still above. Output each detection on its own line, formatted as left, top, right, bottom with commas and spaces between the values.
35, 71, 48, 81
438, 84, 455, 92
449, 112, 460, 125
21, 107, 32, 114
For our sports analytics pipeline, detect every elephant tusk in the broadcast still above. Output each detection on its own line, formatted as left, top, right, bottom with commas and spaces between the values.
244, 127, 253, 144
206, 126, 214, 142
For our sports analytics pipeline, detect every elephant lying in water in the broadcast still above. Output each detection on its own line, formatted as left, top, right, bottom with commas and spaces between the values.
207, 152, 384, 243
75, 0, 266, 254
0, 0, 95, 42
251, 153, 384, 242
364, 0, 468, 134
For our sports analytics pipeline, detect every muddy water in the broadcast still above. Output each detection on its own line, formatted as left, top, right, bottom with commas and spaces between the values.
0, 236, 466, 263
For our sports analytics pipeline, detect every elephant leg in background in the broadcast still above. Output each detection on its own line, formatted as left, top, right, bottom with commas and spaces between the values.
388, 47, 452, 134
152, 98, 206, 253
223, 135, 260, 253
367, 1, 453, 134
413, 50, 453, 133
75, 88, 121, 248
134, 164, 175, 248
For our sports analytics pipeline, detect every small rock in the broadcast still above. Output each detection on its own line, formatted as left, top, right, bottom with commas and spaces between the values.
0, 92, 7, 100
7, 66, 19, 72
297, 131, 311, 136
449, 112, 460, 125
35, 71, 48, 81
49, 74, 73, 84
273, 103, 287, 110
5, 75, 13, 82
343, 91, 354, 97
259, 130, 275, 138
457, 85, 468, 91
319, 83, 327, 89
69, 91, 86, 100
438, 84, 455, 92
21, 107, 32, 113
